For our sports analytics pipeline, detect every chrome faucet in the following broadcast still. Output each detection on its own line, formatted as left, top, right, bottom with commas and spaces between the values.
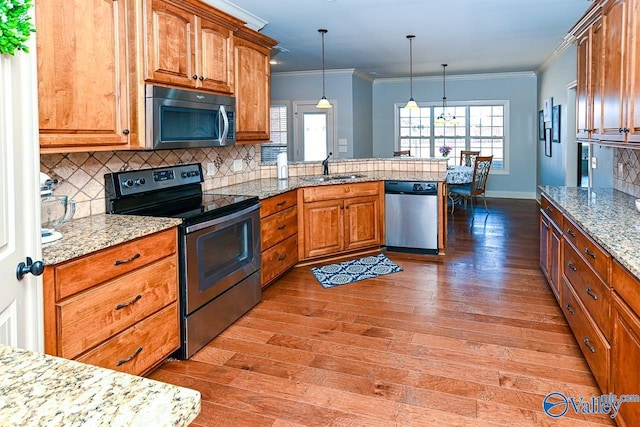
322, 152, 332, 175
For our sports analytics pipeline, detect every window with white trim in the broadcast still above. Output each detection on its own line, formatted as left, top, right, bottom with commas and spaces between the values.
397, 101, 507, 171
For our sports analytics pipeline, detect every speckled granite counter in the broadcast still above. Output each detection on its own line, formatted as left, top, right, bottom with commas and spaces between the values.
211, 171, 447, 199
42, 214, 182, 265
539, 186, 640, 279
0, 345, 200, 426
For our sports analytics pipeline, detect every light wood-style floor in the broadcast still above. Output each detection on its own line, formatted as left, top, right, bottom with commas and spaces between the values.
151, 199, 615, 426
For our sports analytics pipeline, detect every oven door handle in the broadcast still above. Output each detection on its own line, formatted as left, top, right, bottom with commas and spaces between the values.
184, 203, 259, 234
219, 105, 229, 143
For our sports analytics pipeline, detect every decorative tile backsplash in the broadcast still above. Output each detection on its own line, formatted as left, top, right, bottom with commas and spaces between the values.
41, 145, 260, 218
613, 148, 640, 198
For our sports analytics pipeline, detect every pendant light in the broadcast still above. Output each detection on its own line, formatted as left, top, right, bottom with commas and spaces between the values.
405, 35, 418, 109
316, 29, 332, 109
435, 63, 457, 124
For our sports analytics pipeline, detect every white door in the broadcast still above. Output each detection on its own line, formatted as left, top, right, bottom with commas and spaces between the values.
0, 37, 44, 351
293, 102, 336, 162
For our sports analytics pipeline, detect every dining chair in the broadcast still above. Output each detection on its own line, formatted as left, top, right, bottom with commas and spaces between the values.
393, 150, 411, 157
459, 150, 480, 167
449, 155, 493, 214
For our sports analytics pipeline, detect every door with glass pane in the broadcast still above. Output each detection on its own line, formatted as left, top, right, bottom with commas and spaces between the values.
293, 102, 335, 162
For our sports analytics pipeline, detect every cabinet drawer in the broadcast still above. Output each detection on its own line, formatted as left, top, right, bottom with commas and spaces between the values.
261, 206, 297, 250
561, 278, 610, 392
563, 219, 610, 281
303, 182, 380, 202
540, 194, 563, 229
53, 228, 177, 300
260, 191, 297, 218
563, 241, 611, 338
58, 257, 177, 359
75, 303, 179, 376
261, 234, 298, 285
612, 260, 640, 315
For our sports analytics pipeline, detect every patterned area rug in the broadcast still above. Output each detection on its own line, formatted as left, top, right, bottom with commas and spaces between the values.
310, 253, 403, 289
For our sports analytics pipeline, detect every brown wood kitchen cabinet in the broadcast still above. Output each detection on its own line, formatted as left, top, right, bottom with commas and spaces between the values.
43, 228, 180, 376
575, 9, 604, 139
36, 0, 132, 152
260, 191, 298, 287
144, 0, 240, 94
234, 27, 276, 143
299, 182, 384, 260
539, 194, 563, 302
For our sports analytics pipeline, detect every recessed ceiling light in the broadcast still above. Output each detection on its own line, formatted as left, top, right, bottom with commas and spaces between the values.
269, 59, 279, 65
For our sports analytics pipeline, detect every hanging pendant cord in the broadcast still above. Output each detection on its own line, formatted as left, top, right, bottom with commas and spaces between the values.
407, 35, 415, 99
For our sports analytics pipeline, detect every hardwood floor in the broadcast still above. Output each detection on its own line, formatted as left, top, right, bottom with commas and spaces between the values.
151, 199, 615, 426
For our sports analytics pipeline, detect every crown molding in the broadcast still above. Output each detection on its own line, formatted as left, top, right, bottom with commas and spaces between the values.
373, 71, 536, 85
201, 0, 267, 31
272, 69, 359, 78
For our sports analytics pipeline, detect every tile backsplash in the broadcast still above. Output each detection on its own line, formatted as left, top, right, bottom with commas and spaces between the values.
614, 148, 640, 198
41, 145, 260, 218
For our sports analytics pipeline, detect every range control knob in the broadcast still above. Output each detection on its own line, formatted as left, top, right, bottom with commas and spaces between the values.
122, 179, 135, 188
135, 178, 146, 186
181, 171, 188, 178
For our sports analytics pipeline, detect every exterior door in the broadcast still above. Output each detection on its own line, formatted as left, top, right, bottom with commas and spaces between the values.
293, 102, 335, 162
0, 39, 43, 350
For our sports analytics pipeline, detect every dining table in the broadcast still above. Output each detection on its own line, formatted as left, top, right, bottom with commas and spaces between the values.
446, 165, 474, 184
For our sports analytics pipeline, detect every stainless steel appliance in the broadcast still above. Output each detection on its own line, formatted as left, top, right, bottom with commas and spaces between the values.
146, 85, 236, 150
384, 181, 438, 254
105, 163, 260, 359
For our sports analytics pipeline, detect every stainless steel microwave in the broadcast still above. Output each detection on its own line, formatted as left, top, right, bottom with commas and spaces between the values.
145, 85, 235, 150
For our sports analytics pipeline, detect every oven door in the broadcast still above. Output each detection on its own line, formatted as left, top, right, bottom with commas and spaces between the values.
182, 203, 260, 315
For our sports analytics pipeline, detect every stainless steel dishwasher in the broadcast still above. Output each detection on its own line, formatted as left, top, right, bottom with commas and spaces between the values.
384, 181, 438, 254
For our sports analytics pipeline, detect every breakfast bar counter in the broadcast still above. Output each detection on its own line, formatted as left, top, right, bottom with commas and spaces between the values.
0, 345, 200, 426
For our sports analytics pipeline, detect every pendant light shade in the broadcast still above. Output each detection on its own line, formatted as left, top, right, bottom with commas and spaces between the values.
405, 35, 419, 109
316, 29, 332, 109
435, 63, 457, 124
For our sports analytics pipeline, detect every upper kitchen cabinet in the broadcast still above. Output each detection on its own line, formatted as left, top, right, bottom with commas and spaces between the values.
233, 27, 277, 143
144, 0, 241, 94
575, 10, 603, 139
36, 0, 131, 152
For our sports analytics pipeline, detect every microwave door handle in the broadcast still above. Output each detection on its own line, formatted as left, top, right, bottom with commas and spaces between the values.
219, 105, 229, 142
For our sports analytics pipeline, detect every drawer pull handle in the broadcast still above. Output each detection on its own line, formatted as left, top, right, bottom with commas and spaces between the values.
116, 347, 143, 366
565, 303, 575, 315
567, 261, 577, 271
545, 206, 553, 212
115, 294, 142, 310
276, 201, 287, 206
277, 254, 287, 261
583, 337, 596, 353
277, 224, 287, 230
585, 286, 598, 300
114, 253, 140, 266
584, 248, 596, 259
566, 228, 576, 237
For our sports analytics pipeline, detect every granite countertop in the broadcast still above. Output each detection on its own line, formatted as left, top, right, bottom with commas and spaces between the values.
0, 345, 200, 426
42, 214, 182, 265
539, 186, 640, 279
211, 171, 447, 199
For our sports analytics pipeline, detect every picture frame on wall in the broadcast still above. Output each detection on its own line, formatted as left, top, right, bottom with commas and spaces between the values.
545, 128, 552, 157
539, 110, 545, 141
552, 105, 561, 143
543, 97, 553, 122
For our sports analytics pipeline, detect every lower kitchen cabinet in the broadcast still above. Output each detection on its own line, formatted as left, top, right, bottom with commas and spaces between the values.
539, 194, 562, 302
299, 182, 383, 260
260, 191, 298, 287
43, 228, 180, 376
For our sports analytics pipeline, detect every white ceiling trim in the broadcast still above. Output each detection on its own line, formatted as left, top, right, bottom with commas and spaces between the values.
201, 0, 267, 30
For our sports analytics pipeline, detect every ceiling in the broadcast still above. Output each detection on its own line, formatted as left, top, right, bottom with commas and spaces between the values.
206, 0, 593, 78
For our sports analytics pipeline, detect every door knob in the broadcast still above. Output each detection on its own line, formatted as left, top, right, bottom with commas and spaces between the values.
16, 257, 45, 280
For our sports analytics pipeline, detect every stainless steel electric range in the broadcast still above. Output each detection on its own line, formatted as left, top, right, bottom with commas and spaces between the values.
105, 163, 261, 359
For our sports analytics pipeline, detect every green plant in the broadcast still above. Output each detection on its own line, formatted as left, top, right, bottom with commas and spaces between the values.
0, 0, 36, 56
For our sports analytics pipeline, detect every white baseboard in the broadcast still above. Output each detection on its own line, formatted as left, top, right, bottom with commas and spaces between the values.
484, 190, 537, 199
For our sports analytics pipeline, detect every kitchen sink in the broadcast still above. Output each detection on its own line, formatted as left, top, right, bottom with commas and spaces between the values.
300, 173, 367, 182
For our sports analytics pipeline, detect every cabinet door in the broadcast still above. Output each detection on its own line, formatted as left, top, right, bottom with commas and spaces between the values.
550, 226, 562, 302
344, 195, 381, 250
539, 214, 551, 282
591, 17, 604, 137
576, 31, 592, 139
197, 17, 234, 94
36, 0, 130, 150
626, 0, 640, 142
234, 37, 271, 142
146, 0, 196, 88
302, 200, 344, 259
599, 0, 627, 141
612, 293, 640, 425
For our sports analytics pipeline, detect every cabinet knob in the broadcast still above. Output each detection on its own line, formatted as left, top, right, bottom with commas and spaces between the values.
199, 75, 204, 81
193, 74, 198, 80
123, 129, 130, 135
619, 128, 630, 133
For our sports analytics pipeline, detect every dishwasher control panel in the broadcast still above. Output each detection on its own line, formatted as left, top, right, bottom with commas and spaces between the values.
384, 181, 438, 195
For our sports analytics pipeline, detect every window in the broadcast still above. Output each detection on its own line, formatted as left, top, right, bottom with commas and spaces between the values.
397, 101, 508, 171
261, 104, 288, 163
